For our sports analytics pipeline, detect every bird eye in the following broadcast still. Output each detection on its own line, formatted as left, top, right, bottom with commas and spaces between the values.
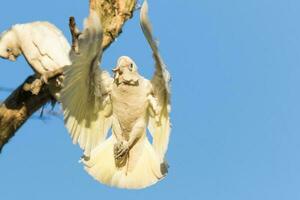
129, 64, 133, 71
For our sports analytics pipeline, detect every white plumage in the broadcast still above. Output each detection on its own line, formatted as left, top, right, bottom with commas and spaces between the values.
0, 0, 171, 190
60, 0, 171, 189
140, 0, 171, 164
0, 21, 71, 80
61, 11, 113, 156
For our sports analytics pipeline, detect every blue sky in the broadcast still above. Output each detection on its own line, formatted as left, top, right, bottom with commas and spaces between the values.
1, 0, 300, 199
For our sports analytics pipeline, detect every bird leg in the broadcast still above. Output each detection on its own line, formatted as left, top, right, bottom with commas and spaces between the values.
22, 75, 43, 95
114, 140, 129, 168
114, 119, 145, 160
69, 16, 81, 54
42, 69, 64, 85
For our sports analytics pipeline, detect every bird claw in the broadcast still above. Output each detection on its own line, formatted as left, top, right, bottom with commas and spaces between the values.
55, 75, 64, 87
114, 141, 129, 159
40, 74, 49, 85
24, 74, 49, 95
116, 148, 128, 159
26, 79, 42, 95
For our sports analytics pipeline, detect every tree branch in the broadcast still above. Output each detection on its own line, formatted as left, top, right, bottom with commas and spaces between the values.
90, 0, 136, 50
0, 0, 137, 153
0, 76, 53, 150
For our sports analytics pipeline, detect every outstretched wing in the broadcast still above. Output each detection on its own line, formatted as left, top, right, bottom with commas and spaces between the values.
140, 0, 171, 162
60, 11, 113, 156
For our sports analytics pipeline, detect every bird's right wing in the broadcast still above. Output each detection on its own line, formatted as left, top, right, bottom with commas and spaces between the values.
140, 0, 171, 163
60, 11, 113, 156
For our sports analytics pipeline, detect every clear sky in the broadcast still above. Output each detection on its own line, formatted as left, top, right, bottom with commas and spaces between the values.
0, 0, 300, 199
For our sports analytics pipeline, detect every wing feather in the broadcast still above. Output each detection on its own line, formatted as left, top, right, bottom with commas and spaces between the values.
140, 0, 171, 162
30, 22, 71, 69
60, 11, 113, 156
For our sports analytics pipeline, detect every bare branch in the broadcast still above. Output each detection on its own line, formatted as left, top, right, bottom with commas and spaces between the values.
90, 0, 136, 50
0, 76, 53, 152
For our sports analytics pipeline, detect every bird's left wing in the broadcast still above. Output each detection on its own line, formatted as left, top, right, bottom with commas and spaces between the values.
60, 11, 113, 156
140, 0, 171, 163
30, 22, 71, 68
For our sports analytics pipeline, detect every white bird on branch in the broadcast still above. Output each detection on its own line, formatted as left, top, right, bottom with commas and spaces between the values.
0, 21, 71, 96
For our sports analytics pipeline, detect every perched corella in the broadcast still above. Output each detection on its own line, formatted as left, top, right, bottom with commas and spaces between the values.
60, 0, 171, 189
0, 21, 71, 95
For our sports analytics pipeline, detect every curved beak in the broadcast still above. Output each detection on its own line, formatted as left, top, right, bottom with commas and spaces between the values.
112, 66, 119, 73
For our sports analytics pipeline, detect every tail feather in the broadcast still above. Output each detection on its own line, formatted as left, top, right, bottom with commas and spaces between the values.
83, 136, 166, 189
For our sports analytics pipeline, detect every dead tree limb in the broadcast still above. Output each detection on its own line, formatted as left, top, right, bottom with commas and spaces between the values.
90, 0, 136, 50
0, 0, 137, 153
0, 76, 53, 150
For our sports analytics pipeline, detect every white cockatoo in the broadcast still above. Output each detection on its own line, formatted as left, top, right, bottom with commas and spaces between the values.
0, 21, 71, 95
60, 0, 171, 189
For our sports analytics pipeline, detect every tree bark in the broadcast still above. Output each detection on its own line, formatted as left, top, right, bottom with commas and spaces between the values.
0, 0, 136, 153
90, 0, 136, 50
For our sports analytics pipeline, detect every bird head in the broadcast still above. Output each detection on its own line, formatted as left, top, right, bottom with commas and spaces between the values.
0, 29, 21, 62
112, 56, 140, 85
